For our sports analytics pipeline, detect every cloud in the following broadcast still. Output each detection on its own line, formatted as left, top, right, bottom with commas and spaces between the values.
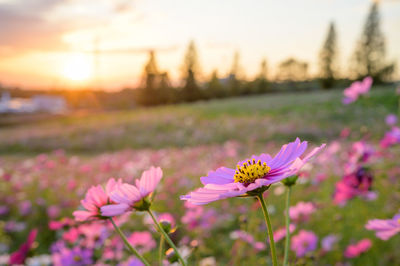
0, 0, 140, 54
0, 0, 71, 52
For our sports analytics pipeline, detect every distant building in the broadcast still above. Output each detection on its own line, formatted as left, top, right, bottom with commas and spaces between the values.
0, 92, 67, 114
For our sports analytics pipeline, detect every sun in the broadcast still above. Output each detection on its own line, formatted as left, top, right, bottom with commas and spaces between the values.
62, 53, 93, 82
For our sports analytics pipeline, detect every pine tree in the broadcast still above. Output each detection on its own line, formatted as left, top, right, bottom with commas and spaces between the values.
206, 70, 225, 98
352, 2, 395, 82
255, 58, 269, 93
181, 40, 202, 102
137, 50, 160, 105
144, 50, 158, 91
319, 22, 338, 89
228, 51, 242, 95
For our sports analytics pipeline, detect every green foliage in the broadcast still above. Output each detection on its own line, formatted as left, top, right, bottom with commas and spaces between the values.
0, 86, 396, 154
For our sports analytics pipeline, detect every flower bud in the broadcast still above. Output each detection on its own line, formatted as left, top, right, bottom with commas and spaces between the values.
165, 248, 178, 263
282, 176, 298, 187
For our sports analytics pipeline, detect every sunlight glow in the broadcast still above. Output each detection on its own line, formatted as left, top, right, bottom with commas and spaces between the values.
62, 53, 93, 82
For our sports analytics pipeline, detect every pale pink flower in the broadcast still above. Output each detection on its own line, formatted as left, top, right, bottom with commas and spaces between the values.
365, 212, 400, 240
101, 167, 163, 216
128, 231, 156, 253
73, 178, 121, 221
343, 76, 372, 104
289, 201, 316, 222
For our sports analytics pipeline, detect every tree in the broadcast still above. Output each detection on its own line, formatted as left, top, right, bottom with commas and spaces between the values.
277, 58, 308, 82
319, 22, 338, 89
351, 2, 395, 82
181, 40, 202, 102
228, 51, 243, 95
136, 51, 168, 106
206, 70, 225, 99
144, 50, 159, 91
253, 58, 269, 93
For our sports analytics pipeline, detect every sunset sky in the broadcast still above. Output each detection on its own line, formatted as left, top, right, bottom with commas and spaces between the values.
0, 0, 399, 90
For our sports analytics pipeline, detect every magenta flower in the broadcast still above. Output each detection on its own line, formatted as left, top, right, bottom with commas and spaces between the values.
181, 138, 325, 205
365, 212, 400, 240
342, 76, 372, 104
344, 239, 372, 258
380, 127, 400, 148
289, 201, 316, 223
291, 230, 318, 257
101, 167, 163, 216
9, 229, 38, 265
333, 167, 373, 205
73, 178, 121, 221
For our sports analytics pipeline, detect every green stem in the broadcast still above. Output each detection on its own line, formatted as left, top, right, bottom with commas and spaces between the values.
147, 209, 187, 266
159, 236, 164, 266
283, 186, 292, 266
257, 193, 278, 266
109, 218, 150, 266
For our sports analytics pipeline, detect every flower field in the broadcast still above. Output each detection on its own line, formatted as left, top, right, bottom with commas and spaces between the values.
1, 87, 400, 265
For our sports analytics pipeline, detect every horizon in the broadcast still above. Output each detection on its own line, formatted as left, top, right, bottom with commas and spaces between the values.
0, 0, 399, 91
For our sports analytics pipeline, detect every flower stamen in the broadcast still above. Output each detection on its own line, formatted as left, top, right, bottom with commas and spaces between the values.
234, 159, 271, 184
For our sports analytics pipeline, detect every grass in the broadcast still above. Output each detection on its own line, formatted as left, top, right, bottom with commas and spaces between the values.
0, 86, 397, 154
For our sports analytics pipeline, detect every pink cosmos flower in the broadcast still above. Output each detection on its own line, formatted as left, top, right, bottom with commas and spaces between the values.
273, 224, 296, 242
291, 230, 318, 257
365, 212, 400, 240
9, 229, 38, 265
343, 76, 373, 104
289, 201, 316, 223
181, 138, 325, 205
73, 178, 121, 221
128, 231, 156, 253
344, 239, 372, 258
101, 167, 163, 216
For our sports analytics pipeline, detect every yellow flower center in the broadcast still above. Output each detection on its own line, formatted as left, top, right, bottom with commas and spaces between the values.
234, 159, 271, 184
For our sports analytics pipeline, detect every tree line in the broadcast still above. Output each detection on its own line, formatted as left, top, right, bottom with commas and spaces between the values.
136, 2, 396, 106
